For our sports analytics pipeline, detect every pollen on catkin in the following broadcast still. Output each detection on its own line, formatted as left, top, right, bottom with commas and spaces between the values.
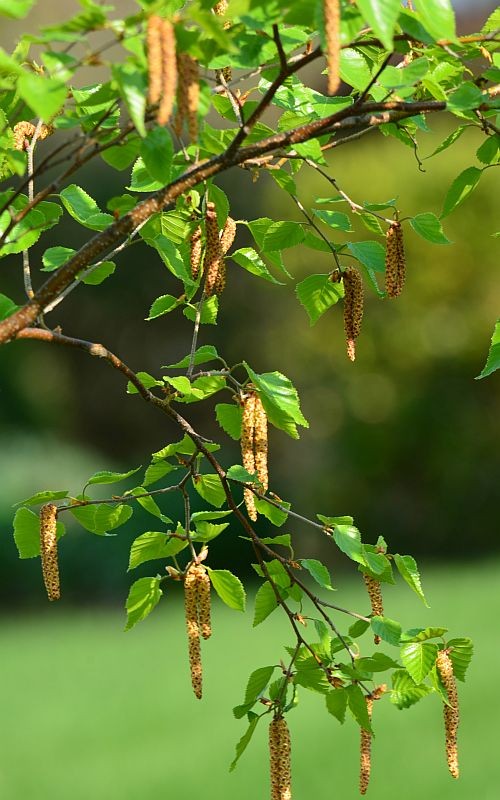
363, 573, 384, 644
13, 121, 52, 150
184, 565, 203, 699
175, 53, 200, 141
220, 216, 237, 254
213, 1, 232, 82
254, 393, 268, 492
436, 649, 460, 779
241, 390, 257, 521
360, 696, 373, 795
203, 202, 223, 297
269, 716, 292, 800
195, 564, 212, 640
190, 225, 203, 280
147, 16, 163, 106
385, 221, 406, 298
158, 19, 177, 126
39, 503, 60, 601
343, 266, 364, 362
324, 0, 341, 95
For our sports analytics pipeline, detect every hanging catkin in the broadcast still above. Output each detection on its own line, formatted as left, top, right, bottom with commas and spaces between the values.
436, 649, 460, 779
220, 216, 237, 254
254, 393, 268, 492
13, 121, 53, 151
184, 564, 203, 699
385, 221, 406, 298
213, 1, 232, 83
158, 19, 177, 126
39, 503, 60, 601
324, 0, 341, 95
195, 564, 212, 640
147, 16, 163, 106
203, 202, 223, 297
175, 53, 200, 141
363, 573, 384, 644
241, 390, 257, 521
269, 716, 292, 800
360, 696, 373, 795
190, 225, 203, 280
342, 266, 363, 362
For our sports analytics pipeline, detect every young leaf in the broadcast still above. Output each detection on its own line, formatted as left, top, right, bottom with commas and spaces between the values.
70, 503, 132, 535
128, 531, 183, 570
253, 581, 279, 626
371, 616, 402, 646
244, 666, 276, 705
85, 466, 141, 488
14, 490, 69, 507
393, 554, 429, 606
229, 713, 259, 772
447, 638, 473, 682
441, 166, 482, 218
295, 273, 343, 325
216, 403, 242, 440
124, 576, 162, 631
13, 507, 65, 558
207, 568, 246, 611
356, 0, 402, 50
262, 221, 305, 250
476, 319, 500, 379
193, 474, 226, 508
300, 558, 335, 591
254, 497, 290, 527
400, 641, 438, 684
163, 345, 220, 370
140, 126, 173, 183
244, 365, 309, 439
147, 294, 181, 320
391, 669, 433, 709
333, 525, 365, 565
410, 212, 451, 245
325, 688, 348, 723
414, 0, 456, 42
60, 184, 114, 231
18, 73, 67, 121
346, 684, 373, 733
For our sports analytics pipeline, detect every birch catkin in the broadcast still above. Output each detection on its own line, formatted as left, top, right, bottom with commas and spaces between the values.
158, 19, 177, 126
190, 225, 203, 280
39, 503, 60, 601
363, 573, 383, 644
241, 390, 257, 521
213, 1, 232, 83
385, 221, 406, 298
147, 16, 163, 106
175, 53, 200, 141
269, 716, 292, 800
324, 0, 341, 95
184, 565, 203, 699
254, 393, 269, 492
13, 121, 52, 150
436, 649, 460, 779
343, 266, 363, 362
203, 202, 223, 297
360, 697, 373, 795
196, 565, 212, 640
220, 216, 237, 255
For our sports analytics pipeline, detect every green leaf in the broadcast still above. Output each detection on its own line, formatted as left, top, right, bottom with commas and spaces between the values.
253, 581, 279, 626
193, 521, 230, 542
193, 474, 226, 508
340, 49, 372, 91
413, 0, 456, 42
85, 467, 141, 488
391, 669, 433, 709
357, 653, 400, 673
393, 554, 429, 606
140, 126, 174, 183
313, 209, 353, 232
356, 0, 401, 50
207, 568, 246, 611
325, 688, 348, 723
346, 684, 372, 733
400, 641, 438, 683
41, 246, 76, 271
347, 240, 385, 272
14, 490, 69, 507
126, 372, 163, 394
349, 619, 370, 638
81, 261, 115, 285
129, 531, 183, 570
227, 464, 258, 483
215, 403, 242, 440
0, 0, 36, 19
300, 558, 334, 591
163, 345, 220, 370
128, 157, 164, 192
146, 294, 181, 320
60, 184, 114, 231
70, 503, 132, 535
410, 212, 451, 245
254, 496, 290, 527
229, 713, 259, 772
447, 638, 473, 682
371, 616, 402, 646
143, 461, 177, 487
127, 487, 171, 523
125, 576, 162, 631
231, 247, 283, 284
476, 320, 500, 379
401, 627, 447, 643
333, 525, 365, 565
244, 365, 309, 439
13, 507, 65, 559
18, 73, 67, 121
262, 221, 305, 251
476, 135, 500, 166
0, 292, 18, 320
113, 63, 147, 137
426, 125, 467, 159
441, 167, 482, 218
244, 666, 275, 705
295, 273, 343, 325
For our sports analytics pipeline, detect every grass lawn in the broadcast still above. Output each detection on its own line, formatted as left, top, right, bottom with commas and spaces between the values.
1, 560, 498, 800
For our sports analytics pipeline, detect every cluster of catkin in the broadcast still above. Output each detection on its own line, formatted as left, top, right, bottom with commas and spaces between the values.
324, 0, 341, 95
183, 563, 212, 699
269, 716, 292, 800
385, 221, 406, 297
343, 266, 364, 361
436, 649, 460, 779
363, 573, 383, 644
360, 684, 386, 795
147, 16, 177, 126
13, 121, 53, 151
39, 503, 60, 601
196, 202, 237, 295
241, 388, 268, 521
174, 52, 200, 141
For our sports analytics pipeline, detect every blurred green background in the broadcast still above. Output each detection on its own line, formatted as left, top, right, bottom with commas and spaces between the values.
0, 1, 499, 798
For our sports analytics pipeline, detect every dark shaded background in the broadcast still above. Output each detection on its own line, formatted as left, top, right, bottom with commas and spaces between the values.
0, 0, 498, 604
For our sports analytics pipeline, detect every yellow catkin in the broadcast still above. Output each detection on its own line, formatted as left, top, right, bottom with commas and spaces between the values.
195, 564, 212, 640
363, 573, 384, 644
241, 390, 257, 521
158, 19, 177, 126
147, 16, 163, 106
214, 258, 227, 296
39, 503, 60, 601
13, 121, 52, 151
342, 266, 363, 362
184, 565, 203, 699
324, 0, 341, 95
269, 716, 292, 800
213, 1, 232, 82
175, 52, 200, 141
360, 696, 373, 795
436, 650, 460, 779
385, 222, 406, 298
190, 225, 203, 280
220, 216, 237, 254
213, 0, 228, 13
203, 202, 223, 297
254, 393, 268, 492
